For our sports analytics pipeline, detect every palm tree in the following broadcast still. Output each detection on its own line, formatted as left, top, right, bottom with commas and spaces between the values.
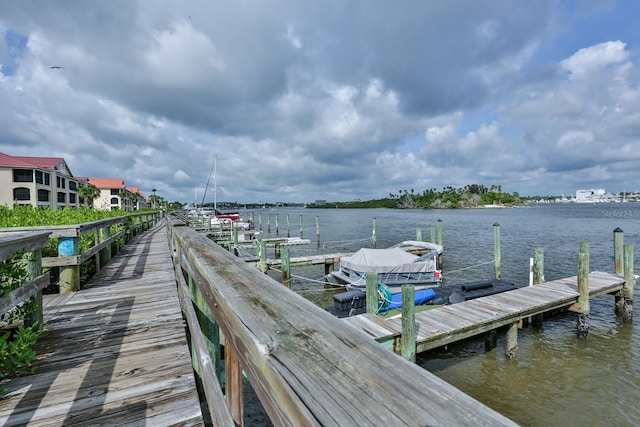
151, 188, 157, 209
77, 183, 101, 208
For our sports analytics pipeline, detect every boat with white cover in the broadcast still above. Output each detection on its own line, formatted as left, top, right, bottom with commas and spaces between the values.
328, 241, 443, 290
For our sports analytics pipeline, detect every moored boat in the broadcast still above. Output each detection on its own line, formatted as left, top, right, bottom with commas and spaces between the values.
327, 241, 443, 290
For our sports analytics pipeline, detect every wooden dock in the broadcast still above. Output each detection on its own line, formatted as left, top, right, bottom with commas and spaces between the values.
342, 271, 625, 354
0, 223, 204, 426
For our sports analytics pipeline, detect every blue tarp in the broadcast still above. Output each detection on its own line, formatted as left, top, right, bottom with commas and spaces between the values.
385, 288, 436, 311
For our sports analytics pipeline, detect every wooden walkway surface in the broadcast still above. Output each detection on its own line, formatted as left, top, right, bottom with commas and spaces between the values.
0, 222, 204, 426
343, 271, 625, 353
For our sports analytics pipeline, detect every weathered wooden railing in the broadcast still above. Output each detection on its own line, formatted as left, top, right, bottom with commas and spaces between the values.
0, 212, 159, 294
166, 216, 517, 427
0, 231, 51, 327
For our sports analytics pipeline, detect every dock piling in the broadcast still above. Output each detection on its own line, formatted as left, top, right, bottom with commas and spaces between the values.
493, 223, 501, 280
622, 244, 634, 323
400, 284, 416, 362
532, 248, 544, 327
366, 272, 378, 314
372, 218, 377, 248
281, 247, 291, 288
576, 250, 590, 339
614, 227, 625, 314
416, 226, 422, 242
505, 322, 518, 359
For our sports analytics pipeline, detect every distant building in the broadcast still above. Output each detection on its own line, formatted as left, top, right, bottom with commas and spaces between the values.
315, 199, 327, 206
0, 151, 83, 209
89, 178, 138, 211
575, 189, 605, 203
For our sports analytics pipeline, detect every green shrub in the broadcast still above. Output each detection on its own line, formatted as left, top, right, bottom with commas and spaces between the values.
0, 323, 43, 384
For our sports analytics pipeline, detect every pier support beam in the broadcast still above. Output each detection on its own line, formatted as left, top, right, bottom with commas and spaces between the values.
505, 321, 518, 359
622, 244, 634, 323
614, 228, 625, 314
484, 329, 497, 352
493, 223, 501, 280
575, 250, 590, 339
531, 248, 544, 327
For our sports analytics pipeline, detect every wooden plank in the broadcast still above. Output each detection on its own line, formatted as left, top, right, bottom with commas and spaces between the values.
0, 222, 204, 427
343, 272, 625, 353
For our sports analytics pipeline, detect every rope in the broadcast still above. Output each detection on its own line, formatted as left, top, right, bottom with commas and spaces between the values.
444, 260, 494, 276
375, 284, 392, 315
267, 266, 347, 287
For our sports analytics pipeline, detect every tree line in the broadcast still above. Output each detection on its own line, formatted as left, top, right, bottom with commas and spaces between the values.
309, 184, 523, 209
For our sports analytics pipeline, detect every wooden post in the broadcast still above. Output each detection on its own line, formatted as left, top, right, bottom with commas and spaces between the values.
316, 216, 320, 247
59, 236, 79, 293
576, 251, 590, 339
94, 231, 101, 272
532, 247, 544, 327
258, 213, 262, 231
366, 272, 378, 314
225, 344, 243, 425
188, 273, 221, 382
258, 239, 267, 273
267, 213, 271, 233
416, 226, 422, 242
284, 215, 289, 238
299, 214, 303, 239
505, 322, 518, 359
484, 329, 497, 352
281, 247, 291, 288
99, 225, 112, 267
24, 249, 43, 328
430, 227, 435, 244
437, 219, 443, 246
614, 227, 625, 314
400, 284, 416, 362
622, 244, 634, 323
275, 214, 279, 235
493, 223, 501, 280
372, 217, 377, 248
614, 227, 624, 274
232, 224, 238, 247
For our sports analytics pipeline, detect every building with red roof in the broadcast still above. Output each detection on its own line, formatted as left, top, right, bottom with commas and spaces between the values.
0, 151, 83, 209
0, 151, 148, 211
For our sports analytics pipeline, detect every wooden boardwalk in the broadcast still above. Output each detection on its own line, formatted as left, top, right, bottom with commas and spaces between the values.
343, 271, 625, 353
0, 223, 204, 426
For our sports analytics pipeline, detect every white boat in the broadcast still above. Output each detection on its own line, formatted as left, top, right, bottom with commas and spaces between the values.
328, 241, 443, 290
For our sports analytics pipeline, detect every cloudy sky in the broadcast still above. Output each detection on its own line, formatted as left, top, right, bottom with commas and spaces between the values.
1, 1, 640, 204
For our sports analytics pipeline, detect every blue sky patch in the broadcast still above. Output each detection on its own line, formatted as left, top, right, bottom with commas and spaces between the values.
1, 29, 28, 76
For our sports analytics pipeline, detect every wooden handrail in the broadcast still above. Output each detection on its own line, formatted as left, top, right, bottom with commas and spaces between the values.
167, 219, 517, 426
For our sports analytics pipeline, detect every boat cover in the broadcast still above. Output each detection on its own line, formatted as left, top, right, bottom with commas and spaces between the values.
340, 248, 436, 274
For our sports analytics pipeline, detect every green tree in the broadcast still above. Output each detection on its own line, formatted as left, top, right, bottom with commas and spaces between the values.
77, 183, 101, 208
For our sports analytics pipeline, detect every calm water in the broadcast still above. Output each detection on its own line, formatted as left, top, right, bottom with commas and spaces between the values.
252, 203, 640, 426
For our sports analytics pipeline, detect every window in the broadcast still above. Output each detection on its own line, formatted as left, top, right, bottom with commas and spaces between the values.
111, 197, 119, 205
13, 187, 30, 200
69, 181, 77, 191
57, 192, 66, 203
13, 169, 33, 183
37, 189, 50, 202
110, 189, 120, 196
56, 176, 66, 189
35, 170, 44, 184
69, 193, 76, 204
44, 173, 50, 186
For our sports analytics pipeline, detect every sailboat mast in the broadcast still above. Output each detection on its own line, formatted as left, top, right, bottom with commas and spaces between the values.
214, 155, 217, 212
201, 154, 216, 208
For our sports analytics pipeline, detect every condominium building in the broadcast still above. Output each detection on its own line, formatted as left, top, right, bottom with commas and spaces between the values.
0, 151, 149, 211
0, 152, 83, 209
